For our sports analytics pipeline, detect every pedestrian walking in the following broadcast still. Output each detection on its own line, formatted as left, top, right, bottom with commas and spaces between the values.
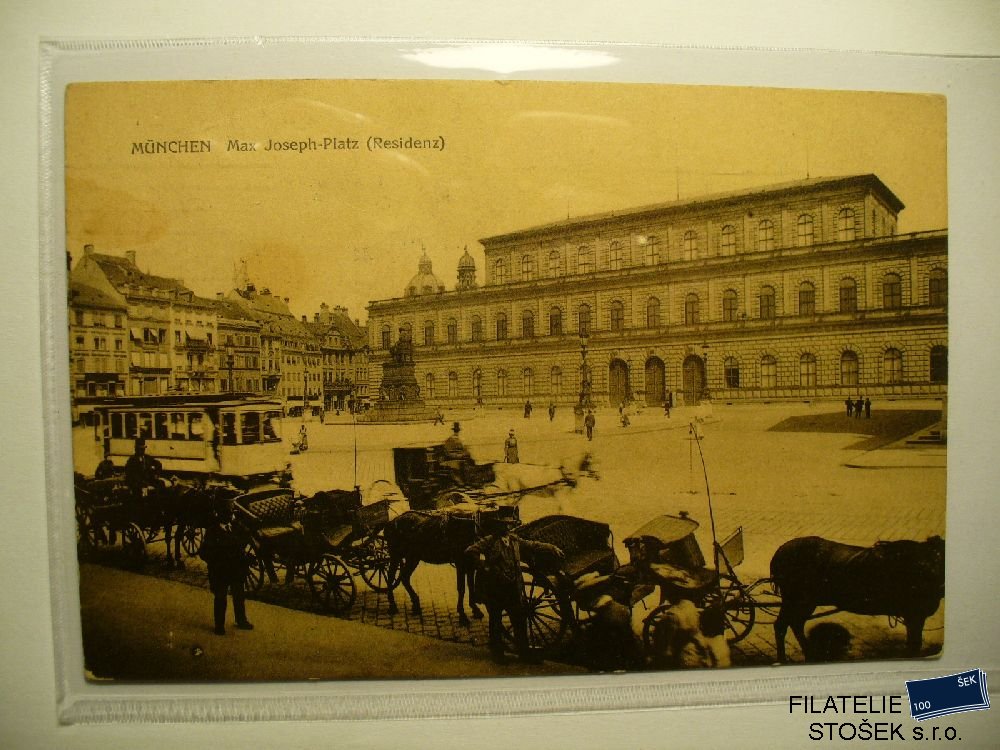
584, 409, 596, 441
854, 397, 864, 418
620, 413, 631, 428
664, 399, 671, 418
433, 407, 445, 425
548, 402, 556, 421
864, 397, 872, 419
618, 401, 625, 417
504, 429, 520, 463
199, 498, 253, 636
465, 510, 564, 663
845, 398, 854, 417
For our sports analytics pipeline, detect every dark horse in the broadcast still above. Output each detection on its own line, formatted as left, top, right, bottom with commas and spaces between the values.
383, 508, 517, 626
770, 535, 945, 662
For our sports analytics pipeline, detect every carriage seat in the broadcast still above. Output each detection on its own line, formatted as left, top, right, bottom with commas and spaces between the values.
648, 561, 717, 595
513, 515, 618, 579
245, 494, 302, 541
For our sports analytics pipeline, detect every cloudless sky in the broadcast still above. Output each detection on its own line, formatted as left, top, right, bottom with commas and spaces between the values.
65, 80, 946, 322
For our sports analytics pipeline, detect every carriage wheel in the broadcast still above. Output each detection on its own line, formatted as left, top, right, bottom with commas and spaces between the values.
308, 554, 357, 614
243, 542, 266, 593
501, 569, 569, 656
121, 523, 147, 568
705, 573, 756, 644
180, 525, 204, 556
357, 533, 399, 592
745, 577, 782, 625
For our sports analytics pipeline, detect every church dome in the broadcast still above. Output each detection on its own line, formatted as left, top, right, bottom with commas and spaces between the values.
404, 251, 445, 297
458, 248, 476, 271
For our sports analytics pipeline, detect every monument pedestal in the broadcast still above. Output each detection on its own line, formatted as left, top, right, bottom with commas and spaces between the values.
358, 336, 436, 423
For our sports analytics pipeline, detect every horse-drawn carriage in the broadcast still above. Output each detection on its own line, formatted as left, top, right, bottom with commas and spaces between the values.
233, 486, 400, 614
75, 474, 211, 568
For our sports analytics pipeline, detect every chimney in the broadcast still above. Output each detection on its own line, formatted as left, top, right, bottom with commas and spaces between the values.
320, 302, 329, 311
301, 315, 307, 323
125, 250, 137, 265
83, 244, 95, 256
314, 313, 320, 322
216, 292, 224, 300
284, 297, 290, 304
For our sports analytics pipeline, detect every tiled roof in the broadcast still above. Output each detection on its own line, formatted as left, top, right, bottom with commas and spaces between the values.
68, 280, 126, 310
480, 174, 905, 244
209, 297, 260, 324
90, 253, 192, 294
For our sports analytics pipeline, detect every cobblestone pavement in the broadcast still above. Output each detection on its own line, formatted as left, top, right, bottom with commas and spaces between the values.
76, 400, 946, 669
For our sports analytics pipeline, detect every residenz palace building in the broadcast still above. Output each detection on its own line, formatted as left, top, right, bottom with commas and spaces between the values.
366, 175, 947, 409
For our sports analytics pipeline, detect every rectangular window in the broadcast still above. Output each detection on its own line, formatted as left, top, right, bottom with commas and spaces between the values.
220, 413, 236, 444
241, 412, 261, 444
154, 412, 169, 439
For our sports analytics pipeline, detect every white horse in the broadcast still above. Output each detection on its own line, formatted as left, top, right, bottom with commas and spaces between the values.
488, 452, 599, 511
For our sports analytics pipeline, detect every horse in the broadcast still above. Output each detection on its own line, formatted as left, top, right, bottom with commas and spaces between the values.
770, 535, 945, 662
489, 452, 599, 498
382, 506, 518, 626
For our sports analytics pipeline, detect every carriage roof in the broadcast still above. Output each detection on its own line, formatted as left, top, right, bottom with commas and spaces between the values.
623, 514, 700, 545
94, 394, 282, 411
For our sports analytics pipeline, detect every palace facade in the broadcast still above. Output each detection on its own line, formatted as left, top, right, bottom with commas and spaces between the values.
366, 175, 948, 408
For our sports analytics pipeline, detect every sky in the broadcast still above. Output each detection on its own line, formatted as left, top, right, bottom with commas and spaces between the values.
65, 80, 947, 323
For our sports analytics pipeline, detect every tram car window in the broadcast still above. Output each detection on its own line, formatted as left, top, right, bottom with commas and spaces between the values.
170, 412, 187, 439
189, 413, 205, 440
154, 412, 169, 439
221, 412, 237, 445
241, 412, 261, 443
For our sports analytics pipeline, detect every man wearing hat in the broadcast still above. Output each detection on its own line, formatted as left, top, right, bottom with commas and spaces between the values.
442, 422, 472, 483
123, 437, 162, 500
199, 497, 254, 636
504, 429, 519, 464
465, 510, 564, 664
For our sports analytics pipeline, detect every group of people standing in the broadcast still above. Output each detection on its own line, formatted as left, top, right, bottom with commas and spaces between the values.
846, 396, 873, 418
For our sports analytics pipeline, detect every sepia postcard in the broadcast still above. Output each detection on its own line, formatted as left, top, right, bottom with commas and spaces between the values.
64, 79, 947, 683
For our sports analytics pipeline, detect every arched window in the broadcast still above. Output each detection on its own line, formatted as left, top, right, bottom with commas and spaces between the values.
685, 293, 699, 326
577, 246, 594, 274
723, 289, 739, 322
446, 318, 457, 344
472, 369, 482, 400
380, 324, 391, 349
609, 241, 624, 270
883, 273, 902, 310
496, 312, 508, 341
470, 316, 483, 342
799, 353, 817, 387
797, 214, 814, 246
724, 357, 740, 388
424, 372, 435, 398
761, 355, 777, 389
799, 281, 816, 316
522, 309, 535, 338
757, 220, 775, 252
423, 320, 435, 346
883, 348, 903, 384
578, 304, 592, 336
683, 231, 698, 260
929, 268, 947, 306
548, 250, 562, 277
839, 278, 858, 313
494, 257, 508, 285
644, 235, 660, 265
497, 369, 508, 397
759, 286, 776, 320
837, 208, 856, 241
521, 254, 535, 280
610, 300, 625, 332
720, 225, 736, 256
549, 307, 563, 336
646, 297, 660, 328
930, 345, 948, 383
840, 351, 859, 386
448, 371, 458, 398
523, 367, 534, 396
550, 366, 563, 395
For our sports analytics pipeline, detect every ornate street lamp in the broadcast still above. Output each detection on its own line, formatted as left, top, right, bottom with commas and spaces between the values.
701, 342, 710, 402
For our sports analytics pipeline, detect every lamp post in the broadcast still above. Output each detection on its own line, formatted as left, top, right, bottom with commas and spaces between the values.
225, 345, 235, 394
574, 332, 592, 434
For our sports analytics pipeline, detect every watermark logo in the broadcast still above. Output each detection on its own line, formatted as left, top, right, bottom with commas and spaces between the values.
906, 668, 990, 721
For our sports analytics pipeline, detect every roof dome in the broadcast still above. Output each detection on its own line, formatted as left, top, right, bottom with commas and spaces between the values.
458, 248, 476, 271
404, 251, 445, 297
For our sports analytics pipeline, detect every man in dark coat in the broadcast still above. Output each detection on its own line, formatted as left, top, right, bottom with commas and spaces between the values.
465, 512, 564, 663
123, 438, 162, 500
199, 499, 253, 635
864, 397, 872, 419
584, 409, 596, 441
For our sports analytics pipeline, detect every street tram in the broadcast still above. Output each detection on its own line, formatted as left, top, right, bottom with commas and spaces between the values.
92, 394, 287, 482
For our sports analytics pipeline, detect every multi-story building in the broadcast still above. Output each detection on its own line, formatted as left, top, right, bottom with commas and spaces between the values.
212, 295, 263, 394
366, 175, 948, 407
306, 303, 371, 412
67, 279, 129, 400
72, 246, 215, 397
228, 283, 319, 414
